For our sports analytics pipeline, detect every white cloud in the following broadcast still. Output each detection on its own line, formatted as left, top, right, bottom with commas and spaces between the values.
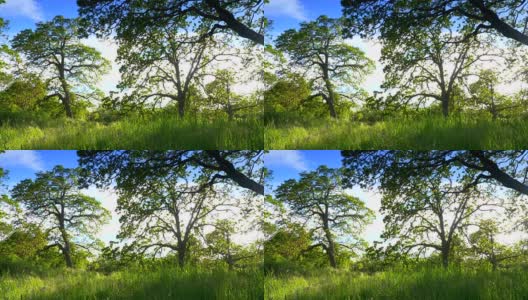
82, 36, 121, 93
0, 151, 44, 171
351, 187, 384, 244
266, 0, 307, 21
83, 186, 121, 244
0, 0, 43, 21
346, 37, 385, 93
81, 35, 261, 96
266, 150, 308, 171
83, 185, 262, 246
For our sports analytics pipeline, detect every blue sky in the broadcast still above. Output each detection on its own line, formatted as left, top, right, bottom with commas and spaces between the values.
0, 0, 122, 93
264, 0, 385, 93
265, 150, 385, 244
265, 0, 342, 36
2, 0, 343, 36
266, 150, 342, 190
0, 150, 78, 187
0, 151, 120, 244
0, 0, 78, 36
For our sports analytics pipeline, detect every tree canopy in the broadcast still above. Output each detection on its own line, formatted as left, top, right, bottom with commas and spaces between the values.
380, 24, 497, 117
78, 150, 264, 195
275, 16, 374, 118
11, 166, 110, 268
11, 16, 110, 118
275, 166, 374, 268
341, 0, 528, 46
77, 0, 265, 44
342, 151, 528, 197
116, 20, 233, 118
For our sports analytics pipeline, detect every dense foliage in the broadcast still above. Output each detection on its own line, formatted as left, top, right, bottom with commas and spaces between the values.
265, 150, 528, 299
0, 1, 262, 149
0, 151, 263, 299
265, 1, 528, 149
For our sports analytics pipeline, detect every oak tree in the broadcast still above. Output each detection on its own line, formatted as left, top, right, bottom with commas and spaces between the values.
275, 166, 374, 268
275, 16, 374, 118
11, 16, 110, 118
117, 22, 229, 118
116, 173, 241, 267
380, 176, 502, 268
11, 166, 110, 268
381, 25, 495, 117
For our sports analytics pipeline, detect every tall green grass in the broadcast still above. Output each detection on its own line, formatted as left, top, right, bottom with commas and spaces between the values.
265, 268, 528, 300
0, 266, 263, 300
265, 115, 528, 149
0, 114, 263, 150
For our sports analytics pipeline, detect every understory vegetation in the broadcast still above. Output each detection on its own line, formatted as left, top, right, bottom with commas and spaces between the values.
1, 266, 263, 300
265, 113, 528, 149
265, 267, 528, 300
0, 111, 263, 149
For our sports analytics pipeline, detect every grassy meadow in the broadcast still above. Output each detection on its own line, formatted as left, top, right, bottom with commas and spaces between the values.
265, 268, 528, 300
0, 266, 263, 300
0, 113, 263, 150
265, 114, 528, 149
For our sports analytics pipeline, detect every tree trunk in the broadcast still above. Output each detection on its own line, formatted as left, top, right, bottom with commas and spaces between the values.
226, 255, 234, 271
490, 234, 497, 271
326, 241, 337, 268
322, 66, 338, 119
441, 245, 449, 269
226, 233, 234, 270
441, 93, 449, 118
491, 108, 498, 120
178, 249, 186, 268
62, 241, 74, 268
491, 257, 498, 271
226, 80, 234, 121
326, 90, 338, 119
227, 105, 234, 121
323, 221, 337, 268
59, 224, 74, 268
59, 77, 74, 119
178, 96, 186, 119
490, 84, 498, 120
